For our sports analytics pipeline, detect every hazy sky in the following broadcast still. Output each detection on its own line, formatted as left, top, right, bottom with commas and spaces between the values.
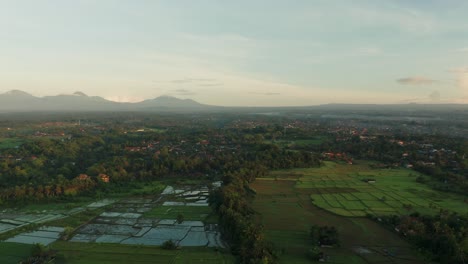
1, 0, 468, 106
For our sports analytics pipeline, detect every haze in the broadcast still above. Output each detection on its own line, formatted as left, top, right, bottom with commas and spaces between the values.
1, 0, 468, 106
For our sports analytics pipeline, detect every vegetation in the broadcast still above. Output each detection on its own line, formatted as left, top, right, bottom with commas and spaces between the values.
0, 138, 24, 149
144, 206, 212, 222
251, 172, 430, 264
20, 243, 56, 264
51, 241, 235, 264
379, 212, 468, 264
161, 240, 178, 250
0, 112, 467, 264
309, 225, 339, 246
293, 161, 468, 216
0, 242, 35, 264
209, 144, 321, 263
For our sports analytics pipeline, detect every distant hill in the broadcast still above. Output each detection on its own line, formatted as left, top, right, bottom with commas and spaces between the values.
0, 90, 467, 113
137, 96, 205, 109
0, 90, 213, 112
0, 90, 43, 111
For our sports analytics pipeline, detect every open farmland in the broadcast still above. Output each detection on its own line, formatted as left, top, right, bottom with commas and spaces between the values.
67, 183, 224, 248
1, 182, 227, 262
292, 161, 468, 216
51, 241, 234, 264
0, 242, 34, 264
0, 138, 24, 149
250, 162, 442, 264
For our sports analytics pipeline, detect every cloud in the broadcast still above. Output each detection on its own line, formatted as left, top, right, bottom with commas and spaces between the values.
249, 92, 281, 96
199, 83, 223, 87
397, 76, 438, 85
170, 78, 222, 87
172, 89, 196, 95
450, 67, 468, 95
171, 78, 216, 84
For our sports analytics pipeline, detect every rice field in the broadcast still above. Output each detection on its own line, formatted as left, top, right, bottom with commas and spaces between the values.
251, 177, 430, 264
143, 206, 213, 221
0, 138, 23, 149
283, 161, 468, 217
0, 242, 34, 264
51, 241, 234, 264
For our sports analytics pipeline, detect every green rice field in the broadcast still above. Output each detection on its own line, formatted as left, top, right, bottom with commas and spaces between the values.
249, 161, 456, 263
51, 241, 234, 264
0, 138, 24, 149
143, 206, 215, 222
0, 242, 34, 264
288, 161, 468, 217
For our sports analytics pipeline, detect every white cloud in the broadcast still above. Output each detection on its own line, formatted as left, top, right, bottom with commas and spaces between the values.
450, 67, 468, 95
397, 76, 438, 85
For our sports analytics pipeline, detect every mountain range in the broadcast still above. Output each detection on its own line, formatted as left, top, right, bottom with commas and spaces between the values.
0, 90, 210, 112
1, 90, 467, 113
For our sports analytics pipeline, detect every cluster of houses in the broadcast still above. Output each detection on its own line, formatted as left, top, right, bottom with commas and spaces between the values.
75, 173, 110, 183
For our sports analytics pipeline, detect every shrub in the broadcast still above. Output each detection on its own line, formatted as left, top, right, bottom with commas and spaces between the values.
161, 240, 177, 250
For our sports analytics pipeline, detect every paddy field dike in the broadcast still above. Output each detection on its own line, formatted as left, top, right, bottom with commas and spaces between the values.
251, 161, 466, 264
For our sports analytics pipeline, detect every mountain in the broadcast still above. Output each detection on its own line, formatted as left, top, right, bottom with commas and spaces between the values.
73, 91, 88, 97
0, 90, 212, 112
1, 90, 467, 113
0, 90, 43, 112
137, 96, 205, 109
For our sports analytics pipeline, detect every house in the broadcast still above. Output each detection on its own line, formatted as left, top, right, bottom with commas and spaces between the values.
76, 174, 90, 180
99, 173, 110, 183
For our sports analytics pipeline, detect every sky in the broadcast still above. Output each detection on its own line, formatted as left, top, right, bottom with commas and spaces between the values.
0, 0, 468, 106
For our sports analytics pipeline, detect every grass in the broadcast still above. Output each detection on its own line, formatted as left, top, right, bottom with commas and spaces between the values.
143, 206, 214, 222
0, 138, 24, 149
47, 208, 106, 228
0, 242, 34, 264
291, 161, 468, 217
51, 241, 234, 264
16, 200, 92, 213
128, 181, 166, 196
251, 165, 433, 264
102, 181, 166, 198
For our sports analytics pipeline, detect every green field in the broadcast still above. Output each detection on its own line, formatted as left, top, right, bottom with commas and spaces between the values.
265, 137, 328, 147
0, 138, 24, 149
48, 208, 107, 228
0, 242, 34, 264
51, 241, 234, 264
289, 161, 468, 217
250, 162, 440, 264
17, 199, 93, 213
144, 206, 215, 222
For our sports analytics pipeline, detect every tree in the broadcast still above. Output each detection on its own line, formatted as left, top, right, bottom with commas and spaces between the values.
310, 225, 339, 246
307, 246, 323, 261
161, 240, 177, 250
177, 213, 184, 224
